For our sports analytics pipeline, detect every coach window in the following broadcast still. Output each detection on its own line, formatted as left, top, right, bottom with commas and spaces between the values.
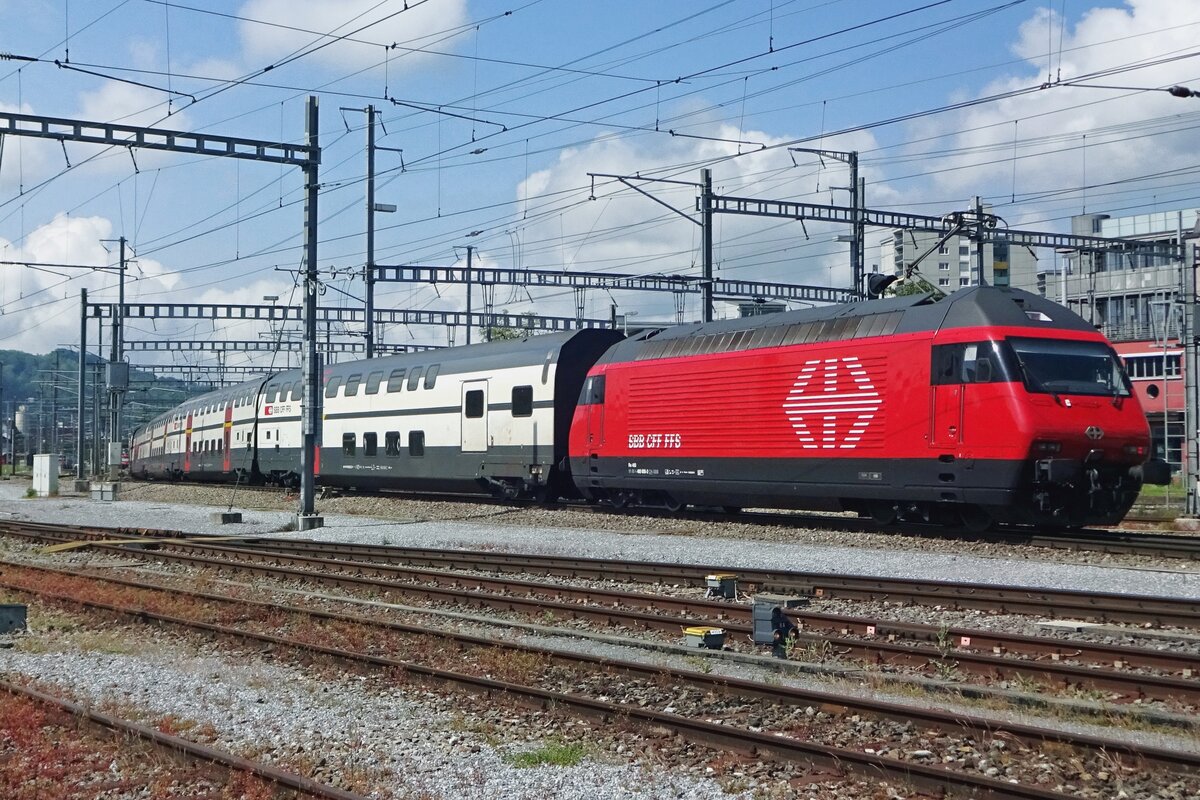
325, 376, 343, 399
512, 385, 533, 417
465, 389, 485, 418
364, 432, 378, 457
266, 384, 280, 403
407, 367, 424, 391
342, 433, 356, 456
385, 431, 402, 456
345, 374, 362, 397
386, 369, 406, 392
424, 364, 440, 389
409, 430, 425, 457
365, 371, 383, 395
291, 382, 304, 401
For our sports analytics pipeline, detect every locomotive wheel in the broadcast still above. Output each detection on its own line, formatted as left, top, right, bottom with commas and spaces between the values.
958, 505, 995, 533
868, 502, 899, 526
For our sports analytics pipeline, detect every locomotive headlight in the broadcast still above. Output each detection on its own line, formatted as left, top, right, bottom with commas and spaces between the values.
1123, 443, 1147, 457
1032, 440, 1062, 455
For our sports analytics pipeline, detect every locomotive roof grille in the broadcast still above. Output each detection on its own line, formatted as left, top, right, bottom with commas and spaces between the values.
617, 286, 1094, 363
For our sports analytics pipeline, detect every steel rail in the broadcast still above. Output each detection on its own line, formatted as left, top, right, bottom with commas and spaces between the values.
3, 561, 1194, 798
3, 528, 1195, 702
0, 680, 369, 800
7, 520, 1197, 628
125, 480, 1200, 560
81, 534, 1200, 673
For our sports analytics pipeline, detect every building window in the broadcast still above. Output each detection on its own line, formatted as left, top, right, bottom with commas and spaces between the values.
363, 432, 378, 457
960, 277, 970, 286
342, 433, 356, 456
959, 244, 970, 255
512, 385, 533, 417
385, 431, 401, 456
938, 278, 950, 286
386, 369, 406, 392
465, 389, 485, 418
938, 244, 949, 255
938, 261, 950, 271
409, 430, 425, 457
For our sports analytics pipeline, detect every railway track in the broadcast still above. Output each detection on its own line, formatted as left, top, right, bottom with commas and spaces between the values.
117, 479, 1200, 560
17, 518, 1191, 628
3, 521, 1197, 706
3, 559, 1197, 800
0, 679, 369, 800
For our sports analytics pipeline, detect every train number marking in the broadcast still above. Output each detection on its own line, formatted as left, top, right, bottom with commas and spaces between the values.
784, 357, 881, 450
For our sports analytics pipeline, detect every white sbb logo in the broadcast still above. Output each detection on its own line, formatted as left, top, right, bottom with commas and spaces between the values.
785, 356, 881, 449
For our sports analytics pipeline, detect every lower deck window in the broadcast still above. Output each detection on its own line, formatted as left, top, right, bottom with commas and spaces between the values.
385, 431, 401, 456
364, 432, 378, 457
342, 433, 356, 456
409, 431, 425, 457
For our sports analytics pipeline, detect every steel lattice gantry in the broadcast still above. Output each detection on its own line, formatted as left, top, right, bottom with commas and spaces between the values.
1, 102, 325, 524
85, 303, 612, 331
707, 195, 1183, 257
374, 265, 857, 305
123, 340, 442, 354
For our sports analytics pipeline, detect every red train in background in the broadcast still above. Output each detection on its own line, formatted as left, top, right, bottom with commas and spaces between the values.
569, 286, 1168, 530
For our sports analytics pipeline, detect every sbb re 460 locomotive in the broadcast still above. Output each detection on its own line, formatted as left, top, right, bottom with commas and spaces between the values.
568, 286, 1168, 529
131, 287, 1167, 529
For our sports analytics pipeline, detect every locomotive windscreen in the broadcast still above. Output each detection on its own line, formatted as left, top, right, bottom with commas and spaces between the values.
1009, 338, 1132, 397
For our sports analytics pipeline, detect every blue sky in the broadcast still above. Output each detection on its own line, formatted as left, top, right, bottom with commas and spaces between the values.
1, 0, 1199, 363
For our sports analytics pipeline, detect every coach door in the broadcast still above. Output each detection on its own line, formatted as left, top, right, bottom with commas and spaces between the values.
930, 344, 964, 447
461, 380, 489, 452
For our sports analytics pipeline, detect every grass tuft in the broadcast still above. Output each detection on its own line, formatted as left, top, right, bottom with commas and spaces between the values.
503, 740, 587, 768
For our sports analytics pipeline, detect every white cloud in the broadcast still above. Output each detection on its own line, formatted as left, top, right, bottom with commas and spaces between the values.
238, 0, 470, 73
0, 214, 180, 353
910, 0, 1200, 218
495, 119, 883, 322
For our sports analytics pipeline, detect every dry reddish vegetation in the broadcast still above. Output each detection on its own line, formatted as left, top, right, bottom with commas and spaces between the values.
0, 691, 286, 800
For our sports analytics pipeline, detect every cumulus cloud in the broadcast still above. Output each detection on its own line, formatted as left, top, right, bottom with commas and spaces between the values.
485, 118, 883, 323
0, 214, 180, 354
909, 0, 1200, 219
238, 0, 470, 73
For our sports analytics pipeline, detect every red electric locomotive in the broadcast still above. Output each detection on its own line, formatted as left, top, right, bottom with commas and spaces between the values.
568, 286, 1168, 529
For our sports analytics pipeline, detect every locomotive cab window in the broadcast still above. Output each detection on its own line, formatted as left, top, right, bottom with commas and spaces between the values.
579, 374, 606, 405
342, 433, 356, 456
1009, 338, 1131, 397
931, 342, 1011, 385
386, 369, 406, 392
512, 385, 533, 417
465, 389, 485, 418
